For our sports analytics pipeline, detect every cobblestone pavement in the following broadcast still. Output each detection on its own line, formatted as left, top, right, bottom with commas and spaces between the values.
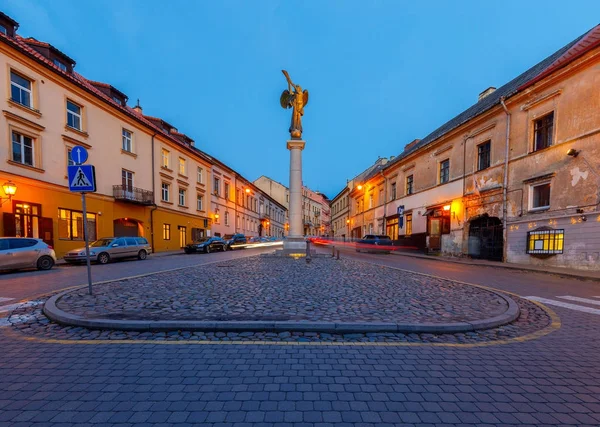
8, 291, 550, 344
1, 252, 600, 426
55, 256, 509, 324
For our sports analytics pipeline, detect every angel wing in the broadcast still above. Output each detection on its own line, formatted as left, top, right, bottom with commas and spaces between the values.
302, 89, 309, 107
280, 90, 293, 109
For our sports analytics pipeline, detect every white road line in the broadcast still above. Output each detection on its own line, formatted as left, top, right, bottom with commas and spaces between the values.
0, 300, 42, 314
558, 296, 600, 306
0, 297, 14, 303
526, 296, 600, 316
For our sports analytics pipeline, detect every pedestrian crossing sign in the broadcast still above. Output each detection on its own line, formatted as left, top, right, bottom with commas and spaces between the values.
67, 165, 96, 192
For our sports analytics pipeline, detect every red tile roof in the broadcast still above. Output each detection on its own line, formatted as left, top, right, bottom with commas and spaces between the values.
19, 36, 76, 65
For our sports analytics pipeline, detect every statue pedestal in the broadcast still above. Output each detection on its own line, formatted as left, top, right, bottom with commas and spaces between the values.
283, 139, 306, 254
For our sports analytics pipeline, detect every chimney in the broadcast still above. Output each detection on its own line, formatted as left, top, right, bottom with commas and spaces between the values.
478, 87, 496, 101
132, 99, 143, 115
404, 138, 421, 152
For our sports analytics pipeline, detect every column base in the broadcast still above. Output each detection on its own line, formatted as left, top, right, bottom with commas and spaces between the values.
282, 237, 307, 255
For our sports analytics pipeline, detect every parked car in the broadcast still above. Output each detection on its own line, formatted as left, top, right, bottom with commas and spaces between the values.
222, 233, 247, 250
184, 237, 227, 254
356, 235, 393, 254
0, 237, 56, 271
63, 237, 151, 264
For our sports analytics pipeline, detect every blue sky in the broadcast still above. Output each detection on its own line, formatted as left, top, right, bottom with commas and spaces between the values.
4, 1, 599, 198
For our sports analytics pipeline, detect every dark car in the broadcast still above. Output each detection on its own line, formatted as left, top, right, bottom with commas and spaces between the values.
222, 233, 247, 250
356, 235, 393, 254
184, 237, 227, 254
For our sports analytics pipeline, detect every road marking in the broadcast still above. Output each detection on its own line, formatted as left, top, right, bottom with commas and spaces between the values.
558, 295, 600, 306
0, 300, 42, 314
0, 297, 14, 303
526, 296, 600, 315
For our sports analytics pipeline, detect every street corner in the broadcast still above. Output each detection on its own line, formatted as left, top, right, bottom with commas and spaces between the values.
4, 256, 559, 347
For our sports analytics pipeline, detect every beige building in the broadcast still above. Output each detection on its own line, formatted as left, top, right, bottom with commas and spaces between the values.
346, 24, 600, 270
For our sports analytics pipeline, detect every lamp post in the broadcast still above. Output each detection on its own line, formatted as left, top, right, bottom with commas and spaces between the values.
0, 181, 17, 206
346, 218, 350, 242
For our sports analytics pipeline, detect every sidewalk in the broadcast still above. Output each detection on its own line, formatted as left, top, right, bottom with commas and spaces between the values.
390, 249, 600, 281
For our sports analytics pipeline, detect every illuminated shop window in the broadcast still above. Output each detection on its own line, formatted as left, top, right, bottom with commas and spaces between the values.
526, 229, 564, 254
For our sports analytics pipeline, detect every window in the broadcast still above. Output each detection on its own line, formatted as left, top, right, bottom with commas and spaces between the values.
161, 183, 170, 202
66, 100, 82, 130
439, 159, 450, 184
531, 183, 550, 210
406, 213, 412, 236
534, 112, 554, 151
112, 96, 122, 105
390, 182, 397, 201
225, 212, 230, 226
122, 129, 132, 152
179, 158, 186, 175
214, 176, 220, 196
53, 59, 67, 72
197, 167, 203, 183
224, 183, 230, 200
196, 194, 204, 211
161, 149, 170, 168
0, 24, 6, 35
178, 188, 186, 206
527, 229, 564, 254
369, 193, 373, 209
477, 141, 491, 171
122, 169, 134, 190
11, 131, 34, 166
10, 71, 32, 108
163, 224, 171, 240
58, 208, 97, 241
406, 175, 414, 195
67, 147, 75, 166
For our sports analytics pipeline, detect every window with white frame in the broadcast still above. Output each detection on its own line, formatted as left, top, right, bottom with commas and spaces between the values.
197, 167, 203, 183
178, 188, 186, 206
214, 176, 220, 196
0, 24, 7, 35
224, 211, 229, 226
122, 129, 133, 152
10, 72, 33, 108
531, 182, 551, 210
196, 193, 203, 211
66, 100, 82, 130
179, 158, 186, 176
390, 182, 397, 200
121, 169, 134, 191
369, 193, 374, 209
224, 182, 230, 200
53, 59, 67, 72
161, 182, 170, 202
67, 147, 75, 167
439, 159, 450, 184
11, 131, 34, 166
161, 149, 170, 168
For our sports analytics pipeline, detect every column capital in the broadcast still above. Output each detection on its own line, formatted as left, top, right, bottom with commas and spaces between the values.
287, 140, 306, 150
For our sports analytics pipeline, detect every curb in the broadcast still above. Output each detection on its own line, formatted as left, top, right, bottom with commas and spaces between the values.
43, 285, 520, 335
389, 250, 600, 282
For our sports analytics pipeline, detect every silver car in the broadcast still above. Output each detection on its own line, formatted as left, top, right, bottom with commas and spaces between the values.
63, 237, 152, 265
0, 237, 56, 271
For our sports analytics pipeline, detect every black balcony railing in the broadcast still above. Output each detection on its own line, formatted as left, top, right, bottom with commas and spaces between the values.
113, 185, 154, 205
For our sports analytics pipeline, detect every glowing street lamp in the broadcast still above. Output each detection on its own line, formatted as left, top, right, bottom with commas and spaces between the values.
1, 181, 17, 206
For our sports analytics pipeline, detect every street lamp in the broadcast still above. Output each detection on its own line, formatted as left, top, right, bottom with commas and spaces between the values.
346, 218, 350, 241
1, 181, 17, 206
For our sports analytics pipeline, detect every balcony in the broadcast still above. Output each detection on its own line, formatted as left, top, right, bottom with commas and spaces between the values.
113, 185, 154, 205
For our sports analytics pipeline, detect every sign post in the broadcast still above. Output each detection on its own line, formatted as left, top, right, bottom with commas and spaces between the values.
67, 146, 96, 295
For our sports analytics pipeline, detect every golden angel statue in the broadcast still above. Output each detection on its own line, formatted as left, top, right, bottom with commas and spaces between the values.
280, 70, 309, 139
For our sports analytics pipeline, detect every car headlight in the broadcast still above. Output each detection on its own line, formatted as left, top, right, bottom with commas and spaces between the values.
89, 251, 96, 255
79, 252, 86, 255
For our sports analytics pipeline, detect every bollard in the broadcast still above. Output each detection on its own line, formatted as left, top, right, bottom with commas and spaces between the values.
331, 245, 335, 257
336, 249, 340, 260
306, 239, 312, 263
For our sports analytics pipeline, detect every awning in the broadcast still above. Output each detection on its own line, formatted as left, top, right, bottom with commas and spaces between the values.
422, 209, 434, 217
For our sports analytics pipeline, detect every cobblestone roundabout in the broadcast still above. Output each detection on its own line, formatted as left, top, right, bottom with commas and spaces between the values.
8, 294, 551, 344
5, 256, 556, 344
55, 256, 508, 323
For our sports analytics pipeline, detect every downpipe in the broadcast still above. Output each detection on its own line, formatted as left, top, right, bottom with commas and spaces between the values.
500, 97, 511, 263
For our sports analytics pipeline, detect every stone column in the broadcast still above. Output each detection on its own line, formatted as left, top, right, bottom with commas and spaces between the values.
283, 139, 307, 253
